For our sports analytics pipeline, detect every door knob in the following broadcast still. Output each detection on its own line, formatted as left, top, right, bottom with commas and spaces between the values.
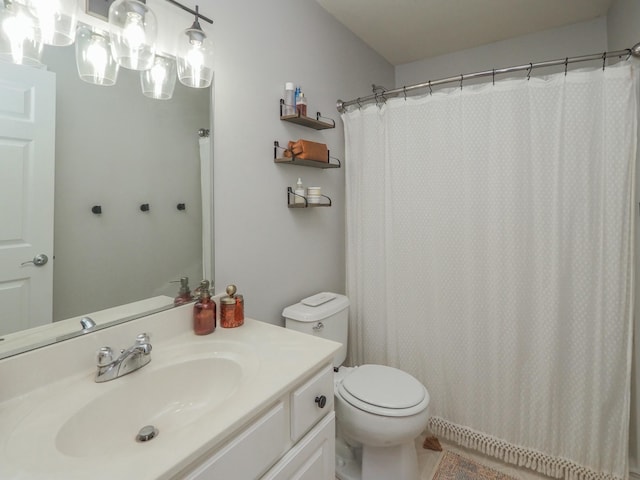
21, 254, 48, 267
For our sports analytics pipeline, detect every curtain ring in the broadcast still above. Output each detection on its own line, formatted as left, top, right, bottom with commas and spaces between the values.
428, 81, 432, 95
527, 63, 533, 80
564, 58, 568, 76
602, 52, 607, 71
403, 86, 407, 101
356, 97, 362, 109
459, 74, 463, 90
627, 49, 632, 60
492, 69, 495, 86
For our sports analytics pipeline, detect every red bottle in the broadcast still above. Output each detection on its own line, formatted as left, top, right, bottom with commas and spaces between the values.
220, 284, 244, 328
193, 280, 215, 335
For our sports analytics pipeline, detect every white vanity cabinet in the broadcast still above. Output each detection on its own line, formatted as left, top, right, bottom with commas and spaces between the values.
181, 363, 335, 480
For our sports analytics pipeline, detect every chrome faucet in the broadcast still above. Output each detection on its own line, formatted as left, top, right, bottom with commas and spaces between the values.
95, 333, 152, 383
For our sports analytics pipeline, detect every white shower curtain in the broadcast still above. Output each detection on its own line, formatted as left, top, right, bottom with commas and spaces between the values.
343, 63, 637, 480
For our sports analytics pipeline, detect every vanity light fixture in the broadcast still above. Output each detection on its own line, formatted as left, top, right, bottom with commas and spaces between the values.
75, 25, 119, 86
19, 0, 79, 46
176, 5, 213, 88
140, 53, 176, 99
108, 0, 157, 71
0, 0, 42, 66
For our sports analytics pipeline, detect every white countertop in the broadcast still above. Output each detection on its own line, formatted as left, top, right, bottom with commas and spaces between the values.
0, 304, 340, 479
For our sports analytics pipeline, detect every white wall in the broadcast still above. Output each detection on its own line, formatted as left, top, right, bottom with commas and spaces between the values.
607, 0, 640, 51
46, 45, 209, 321
184, 0, 393, 324
395, 17, 608, 88
607, 1, 640, 474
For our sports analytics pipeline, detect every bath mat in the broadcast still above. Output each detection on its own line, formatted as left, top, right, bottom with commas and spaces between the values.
432, 451, 517, 480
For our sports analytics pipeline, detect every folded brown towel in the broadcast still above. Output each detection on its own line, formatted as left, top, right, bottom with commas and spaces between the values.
283, 139, 328, 162
423, 436, 443, 451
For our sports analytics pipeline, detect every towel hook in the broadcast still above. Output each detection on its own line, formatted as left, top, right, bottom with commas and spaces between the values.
527, 63, 533, 80
564, 57, 569, 76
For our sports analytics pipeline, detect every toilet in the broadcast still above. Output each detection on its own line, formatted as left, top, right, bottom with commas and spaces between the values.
283, 292, 430, 480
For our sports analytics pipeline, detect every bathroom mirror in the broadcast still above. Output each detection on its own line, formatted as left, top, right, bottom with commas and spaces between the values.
0, 44, 211, 359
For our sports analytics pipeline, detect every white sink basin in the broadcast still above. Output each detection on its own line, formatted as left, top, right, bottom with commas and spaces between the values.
56, 355, 244, 458
5, 339, 259, 463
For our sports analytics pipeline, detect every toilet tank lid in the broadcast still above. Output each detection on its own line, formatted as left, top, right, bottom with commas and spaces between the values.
282, 293, 350, 322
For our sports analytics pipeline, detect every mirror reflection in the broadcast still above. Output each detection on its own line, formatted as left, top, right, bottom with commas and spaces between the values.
0, 43, 211, 358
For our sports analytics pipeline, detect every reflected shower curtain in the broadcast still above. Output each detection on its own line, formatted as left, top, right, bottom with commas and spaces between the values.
343, 63, 637, 480
199, 134, 213, 281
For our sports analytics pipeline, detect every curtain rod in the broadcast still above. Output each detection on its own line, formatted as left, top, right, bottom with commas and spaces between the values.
336, 42, 640, 113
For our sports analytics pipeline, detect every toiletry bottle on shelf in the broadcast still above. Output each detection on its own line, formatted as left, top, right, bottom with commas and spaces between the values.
294, 177, 305, 204
193, 280, 215, 335
294, 86, 301, 114
296, 92, 307, 117
284, 82, 295, 116
173, 277, 192, 305
220, 284, 244, 328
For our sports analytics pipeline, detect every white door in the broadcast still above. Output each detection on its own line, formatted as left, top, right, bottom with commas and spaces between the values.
0, 62, 55, 335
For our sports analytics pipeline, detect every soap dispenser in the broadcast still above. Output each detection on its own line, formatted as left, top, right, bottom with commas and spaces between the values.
220, 284, 244, 328
193, 280, 216, 335
173, 277, 193, 306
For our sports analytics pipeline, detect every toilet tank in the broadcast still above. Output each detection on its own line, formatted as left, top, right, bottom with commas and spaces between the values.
282, 292, 349, 368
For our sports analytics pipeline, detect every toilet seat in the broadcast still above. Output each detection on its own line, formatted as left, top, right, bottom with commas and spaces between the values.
337, 364, 429, 417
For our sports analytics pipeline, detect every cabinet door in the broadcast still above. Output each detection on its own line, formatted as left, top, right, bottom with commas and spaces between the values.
291, 364, 334, 442
185, 402, 288, 480
262, 412, 335, 480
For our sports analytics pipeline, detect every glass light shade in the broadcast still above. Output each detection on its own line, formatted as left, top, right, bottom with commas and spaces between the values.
19, 0, 78, 46
140, 54, 176, 100
176, 26, 213, 88
0, 1, 42, 66
108, 0, 156, 71
75, 26, 119, 86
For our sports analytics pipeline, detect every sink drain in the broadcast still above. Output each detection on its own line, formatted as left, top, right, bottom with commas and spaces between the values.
136, 425, 159, 442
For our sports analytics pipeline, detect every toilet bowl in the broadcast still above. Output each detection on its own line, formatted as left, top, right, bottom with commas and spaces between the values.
333, 365, 429, 480
283, 293, 430, 480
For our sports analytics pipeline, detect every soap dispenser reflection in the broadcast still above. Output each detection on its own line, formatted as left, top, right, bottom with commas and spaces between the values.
172, 277, 193, 306
193, 280, 216, 335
